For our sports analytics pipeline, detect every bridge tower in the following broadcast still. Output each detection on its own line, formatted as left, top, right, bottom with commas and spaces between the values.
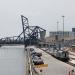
21, 15, 29, 47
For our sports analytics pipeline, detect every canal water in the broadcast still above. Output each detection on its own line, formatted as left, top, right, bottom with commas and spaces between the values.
0, 45, 26, 75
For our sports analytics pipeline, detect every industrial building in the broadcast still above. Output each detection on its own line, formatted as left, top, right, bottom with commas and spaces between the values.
49, 28, 75, 38
45, 28, 75, 43
49, 31, 74, 38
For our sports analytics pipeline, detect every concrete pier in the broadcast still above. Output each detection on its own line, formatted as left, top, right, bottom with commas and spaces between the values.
33, 46, 75, 75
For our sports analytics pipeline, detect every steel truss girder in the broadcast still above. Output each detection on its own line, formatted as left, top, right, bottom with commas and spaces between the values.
0, 15, 46, 46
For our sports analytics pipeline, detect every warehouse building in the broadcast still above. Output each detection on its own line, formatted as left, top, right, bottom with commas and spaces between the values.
49, 31, 74, 38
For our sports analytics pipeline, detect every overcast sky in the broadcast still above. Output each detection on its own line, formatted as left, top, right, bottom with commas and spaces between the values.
0, 0, 75, 37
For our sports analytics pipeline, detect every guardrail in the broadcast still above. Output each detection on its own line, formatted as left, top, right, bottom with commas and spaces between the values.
28, 49, 33, 75
25, 48, 33, 75
26, 47, 40, 75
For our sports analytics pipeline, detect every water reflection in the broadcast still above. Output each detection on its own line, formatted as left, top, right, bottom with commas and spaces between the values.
0, 46, 25, 75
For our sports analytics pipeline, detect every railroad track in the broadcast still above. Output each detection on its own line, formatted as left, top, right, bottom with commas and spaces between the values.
40, 48, 75, 67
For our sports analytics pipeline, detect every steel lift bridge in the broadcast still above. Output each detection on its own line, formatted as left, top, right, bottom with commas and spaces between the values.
0, 15, 46, 47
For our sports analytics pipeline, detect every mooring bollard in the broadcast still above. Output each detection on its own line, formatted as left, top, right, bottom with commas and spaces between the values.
68, 69, 74, 75
71, 69, 74, 75
40, 69, 43, 75
69, 71, 70, 75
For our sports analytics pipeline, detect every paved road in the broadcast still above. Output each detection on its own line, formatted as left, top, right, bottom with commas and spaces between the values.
33, 47, 75, 75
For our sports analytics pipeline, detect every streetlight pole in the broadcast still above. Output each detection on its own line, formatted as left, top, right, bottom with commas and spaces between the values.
62, 15, 65, 41
57, 21, 59, 49
57, 21, 59, 35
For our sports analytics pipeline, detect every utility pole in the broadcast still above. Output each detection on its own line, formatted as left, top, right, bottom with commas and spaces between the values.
62, 15, 65, 41
62, 15, 65, 49
57, 21, 60, 50
57, 21, 59, 49
57, 21, 59, 35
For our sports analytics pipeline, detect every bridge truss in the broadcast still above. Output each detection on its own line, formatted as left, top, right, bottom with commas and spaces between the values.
0, 15, 46, 46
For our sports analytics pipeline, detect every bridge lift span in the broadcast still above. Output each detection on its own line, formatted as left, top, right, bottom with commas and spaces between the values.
0, 15, 46, 46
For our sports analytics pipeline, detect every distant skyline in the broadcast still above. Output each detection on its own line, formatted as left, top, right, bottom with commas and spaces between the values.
0, 0, 75, 37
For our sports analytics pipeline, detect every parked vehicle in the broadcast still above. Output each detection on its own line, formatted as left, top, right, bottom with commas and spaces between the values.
26, 46, 44, 65
30, 48, 34, 52
32, 56, 44, 65
31, 51, 42, 57
51, 50, 69, 62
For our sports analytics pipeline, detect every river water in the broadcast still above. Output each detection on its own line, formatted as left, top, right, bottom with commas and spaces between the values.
0, 45, 26, 75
